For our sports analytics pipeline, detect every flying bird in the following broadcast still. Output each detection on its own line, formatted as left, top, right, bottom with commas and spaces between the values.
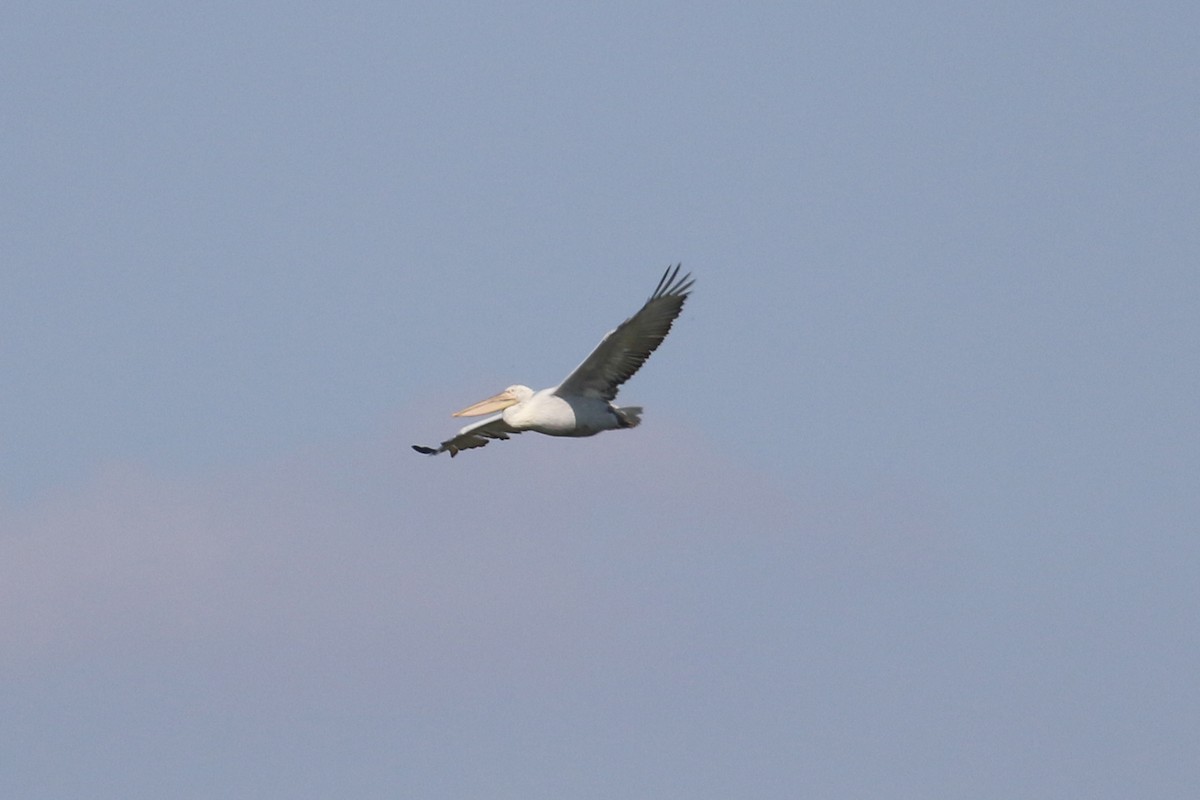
413, 264, 694, 457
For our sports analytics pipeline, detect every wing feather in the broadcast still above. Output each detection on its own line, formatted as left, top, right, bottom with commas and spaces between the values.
554, 265, 694, 402
412, 412, 522, 457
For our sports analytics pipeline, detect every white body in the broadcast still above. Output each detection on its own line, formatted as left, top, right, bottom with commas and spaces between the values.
503, 387, 630, 437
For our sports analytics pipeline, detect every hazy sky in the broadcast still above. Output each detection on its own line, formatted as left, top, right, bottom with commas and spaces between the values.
4, 2, 1198, 797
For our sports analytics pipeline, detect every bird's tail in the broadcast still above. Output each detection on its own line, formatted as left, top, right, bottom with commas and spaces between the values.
615, 406, 643, 428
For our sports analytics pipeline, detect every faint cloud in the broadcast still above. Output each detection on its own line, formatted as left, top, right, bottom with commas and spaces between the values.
1, 415, 961, 701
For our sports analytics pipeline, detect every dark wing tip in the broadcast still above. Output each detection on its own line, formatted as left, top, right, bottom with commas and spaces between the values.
412, 445, 438, 455
651, 263, 694, 301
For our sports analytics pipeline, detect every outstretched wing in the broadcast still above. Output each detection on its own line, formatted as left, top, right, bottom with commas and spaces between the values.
554, 264, 694, 402
412, 413, 523, 457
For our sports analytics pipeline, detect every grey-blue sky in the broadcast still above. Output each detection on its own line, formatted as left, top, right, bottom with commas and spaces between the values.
3, 2, 1198, 798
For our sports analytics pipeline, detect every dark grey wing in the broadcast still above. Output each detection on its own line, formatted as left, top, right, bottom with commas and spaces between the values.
554, 265, 694, 402
412, 413, 522, 457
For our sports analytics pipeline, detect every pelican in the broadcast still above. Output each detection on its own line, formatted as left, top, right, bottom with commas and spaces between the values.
413, 265, 694, 457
